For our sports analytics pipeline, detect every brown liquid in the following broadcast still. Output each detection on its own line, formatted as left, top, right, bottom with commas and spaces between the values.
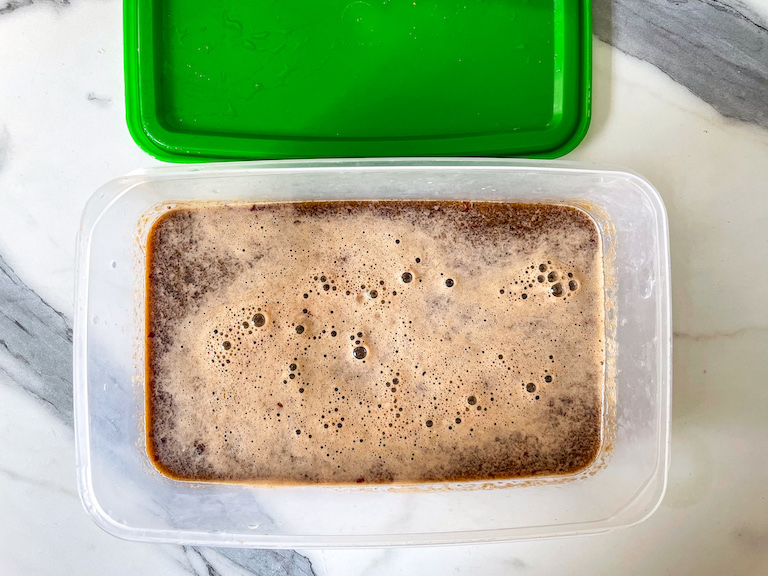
146, 201, 605, 484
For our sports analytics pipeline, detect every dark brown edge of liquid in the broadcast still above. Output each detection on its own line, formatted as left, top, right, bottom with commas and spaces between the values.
144, 209, 176, 481
142, 202, 606, 487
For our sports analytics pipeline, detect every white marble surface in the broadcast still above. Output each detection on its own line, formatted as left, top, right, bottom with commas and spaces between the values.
1, 1, 767, 574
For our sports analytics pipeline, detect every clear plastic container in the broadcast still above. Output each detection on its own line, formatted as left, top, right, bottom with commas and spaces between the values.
74, 159, 671, 547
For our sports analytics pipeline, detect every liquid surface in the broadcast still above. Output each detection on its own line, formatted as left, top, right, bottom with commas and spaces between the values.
146, 201, 605, 484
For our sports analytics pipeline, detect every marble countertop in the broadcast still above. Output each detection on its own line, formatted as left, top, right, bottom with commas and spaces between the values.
1, 0, 767, 574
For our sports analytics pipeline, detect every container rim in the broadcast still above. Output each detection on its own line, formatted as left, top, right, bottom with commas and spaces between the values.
73, 158, 671, 547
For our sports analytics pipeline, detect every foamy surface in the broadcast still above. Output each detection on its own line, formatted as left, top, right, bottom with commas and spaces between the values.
146, 201, 605, 484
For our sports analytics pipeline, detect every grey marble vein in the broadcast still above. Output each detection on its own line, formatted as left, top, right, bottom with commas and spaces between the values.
0, 253, 316, 576
674, 325, 768, 341
0, 124, 10, 172
191, 548, 315, 576
86, 92, 112, 106
0, 255, 73, 421
0, 465, 79, 498
594, 0, 768, 129
0, 0, 67, 15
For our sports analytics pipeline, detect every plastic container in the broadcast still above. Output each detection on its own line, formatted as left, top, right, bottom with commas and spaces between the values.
124, 0, 592, 161
74, 159, 671, 547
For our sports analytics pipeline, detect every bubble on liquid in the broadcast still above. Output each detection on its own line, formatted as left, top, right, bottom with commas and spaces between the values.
537, 275, 545, 283
353, 346, 367, 359
253, 313, 266, 327
544, 375, 552, 383
445, 278, 454, 288
295, 325, 305, 334
425, 420, 433, 428
222, 341, 231, 350
401, 272, 413, 283
569, 280, 579, 291
539, 264, 547, 272
551, 283, 564, 297
289, 363, 297, 371
548, 271, 558, 282
370, 290, 378, 298
455, 417, 461, 424
467, 395, 477, 405
526, 382, 536, 393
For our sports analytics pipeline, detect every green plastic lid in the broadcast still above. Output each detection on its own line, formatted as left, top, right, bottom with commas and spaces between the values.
124, 0, 591, 162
